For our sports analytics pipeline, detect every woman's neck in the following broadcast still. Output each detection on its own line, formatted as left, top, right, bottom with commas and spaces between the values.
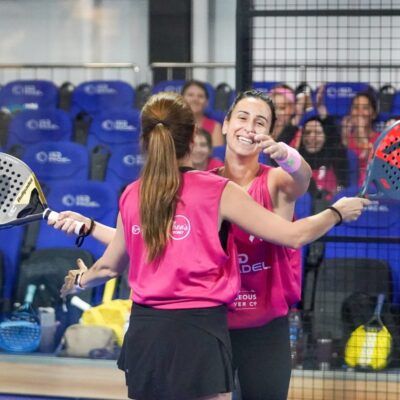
221, 151, 260, 189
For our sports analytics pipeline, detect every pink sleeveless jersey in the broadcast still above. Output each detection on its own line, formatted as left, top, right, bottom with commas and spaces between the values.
227, 164, 302, 329
119, 170, 240, 310
202, 116, 217, 134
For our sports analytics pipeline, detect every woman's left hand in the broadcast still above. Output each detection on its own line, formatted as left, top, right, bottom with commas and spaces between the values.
60, 258, 88, 298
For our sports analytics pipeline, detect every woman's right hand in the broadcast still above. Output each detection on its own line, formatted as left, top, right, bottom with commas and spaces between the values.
48, 211, 91, 235
331, 196, 371, 223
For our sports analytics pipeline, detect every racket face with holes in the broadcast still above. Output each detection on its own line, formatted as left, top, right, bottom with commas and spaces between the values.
360, 121, 400, 200
0, 152, 48, 228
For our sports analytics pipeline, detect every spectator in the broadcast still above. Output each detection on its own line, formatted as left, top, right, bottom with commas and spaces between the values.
341, 91, 379, 186
191, 128, 224, 171
182, 79, 224, 147
299, 114, 350, 200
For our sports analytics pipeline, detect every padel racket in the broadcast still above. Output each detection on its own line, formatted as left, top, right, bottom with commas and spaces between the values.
345, 294, 392, 370
0, 152, 83, 233
360, 120, 400, 200
0, 284, 41, 352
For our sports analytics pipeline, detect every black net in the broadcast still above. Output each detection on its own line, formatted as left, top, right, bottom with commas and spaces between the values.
237, 1, 400, 399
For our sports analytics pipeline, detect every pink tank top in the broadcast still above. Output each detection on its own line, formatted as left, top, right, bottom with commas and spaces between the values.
120, 170, 240, 310
227, 164, 302, 329
202, 116, 217, 134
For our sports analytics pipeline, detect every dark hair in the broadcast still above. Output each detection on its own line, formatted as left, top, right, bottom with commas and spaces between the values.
225, 90, 276, 133
140, 92, 195, 262
181, 80, 209, 99
196, 128, 212, 150
351, 90, 378, 115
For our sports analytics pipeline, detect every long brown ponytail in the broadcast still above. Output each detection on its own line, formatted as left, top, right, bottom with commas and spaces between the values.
140, 92, 195, 262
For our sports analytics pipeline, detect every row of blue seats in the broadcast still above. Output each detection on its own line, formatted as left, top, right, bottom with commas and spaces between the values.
2, 107, 141, 152
1, 79, 400, 121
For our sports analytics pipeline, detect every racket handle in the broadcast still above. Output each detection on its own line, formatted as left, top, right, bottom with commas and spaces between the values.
44, 209, 84, 236
70, 296, 91, 311
24, 284, 37, 305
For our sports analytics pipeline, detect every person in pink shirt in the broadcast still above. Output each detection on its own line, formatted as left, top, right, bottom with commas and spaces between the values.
182, 79, 225, 147
191, 128, 224, 171
56, 92, 368, 400
341, 91, 379, 186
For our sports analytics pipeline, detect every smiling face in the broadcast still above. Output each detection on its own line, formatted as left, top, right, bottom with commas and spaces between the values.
191, 133, 212, 170
302, 119, 326, 154
223, 97, 272, 157
350, 95, 376, 127
182, 83, 208, 116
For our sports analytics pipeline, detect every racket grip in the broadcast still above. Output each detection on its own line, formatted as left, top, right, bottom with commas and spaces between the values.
45, 210, 84, 236
70, 296, 91, 311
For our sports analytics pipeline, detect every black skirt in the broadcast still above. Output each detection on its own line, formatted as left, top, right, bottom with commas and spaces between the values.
118, 303, 234, 400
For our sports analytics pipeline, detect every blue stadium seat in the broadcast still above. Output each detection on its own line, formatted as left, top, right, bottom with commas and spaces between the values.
212, 145, 226, 162
0, 226, 25, 308
105, 143, 143, 192
325, 186, 400, 303
22, 141, 89, 183
346, 149, 359, 188
295, 191, 312, 219
0, 79, 59, 113
34, 180, 119, 260
252, 81, 282, 93
70, 80, 135, 117
321, 82, 372, 117
6, 109, 73, 150
86, 108, 141, 152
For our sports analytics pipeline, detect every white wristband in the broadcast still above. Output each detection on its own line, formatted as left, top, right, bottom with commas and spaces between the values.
276, 143, 302, 173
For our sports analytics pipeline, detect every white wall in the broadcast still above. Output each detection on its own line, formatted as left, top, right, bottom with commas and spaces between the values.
0, 0, 149, 85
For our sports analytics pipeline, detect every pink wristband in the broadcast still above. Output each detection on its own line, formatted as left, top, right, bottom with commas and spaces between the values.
276, 143, 302, 173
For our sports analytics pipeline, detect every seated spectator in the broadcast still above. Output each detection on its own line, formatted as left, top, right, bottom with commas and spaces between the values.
341, 91, 379, 186
299, 115, 349, 200
269, 84, 302, 148
191, 128, 224, 171
181, 80, 224, 147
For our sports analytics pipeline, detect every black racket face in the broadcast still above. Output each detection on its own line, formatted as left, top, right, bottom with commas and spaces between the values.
0, 153, 47, 227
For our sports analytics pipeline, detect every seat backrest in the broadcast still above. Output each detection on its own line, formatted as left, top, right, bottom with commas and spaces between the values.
86, 108, 141, 151
0, 79, 59, 112
6, 108, 73, 150
322, 82, 372, 117
325, 187, 400, 302
22, 141, 89, 183
0, 226, 25, 306
35, 180, 119, 260
252, 81, 282, 93
70, 80, 135, 117
105, 143, 143, 193
312, 258, 392, 341
346, 149, 359, 188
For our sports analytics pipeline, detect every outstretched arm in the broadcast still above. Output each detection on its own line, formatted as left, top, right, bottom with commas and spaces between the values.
60, 213, 128, 297
49, 210, 116, 246
220, 181, 369, 249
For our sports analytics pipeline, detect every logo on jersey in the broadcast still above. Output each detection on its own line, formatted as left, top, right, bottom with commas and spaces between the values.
238, 253, 271, 274
131, 225, 141, 235
170, 214, 191, 240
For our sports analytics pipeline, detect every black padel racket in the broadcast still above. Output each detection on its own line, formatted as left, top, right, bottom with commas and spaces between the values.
360, 120, 400, 200
0, 152, 83, 233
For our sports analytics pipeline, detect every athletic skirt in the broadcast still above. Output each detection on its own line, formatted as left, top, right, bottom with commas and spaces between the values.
117, 303, 235, 400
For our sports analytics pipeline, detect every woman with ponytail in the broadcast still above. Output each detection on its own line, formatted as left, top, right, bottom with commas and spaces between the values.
59, 92, 369, 400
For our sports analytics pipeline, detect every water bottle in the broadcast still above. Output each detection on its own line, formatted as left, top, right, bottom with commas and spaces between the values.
288, 308, 303, 369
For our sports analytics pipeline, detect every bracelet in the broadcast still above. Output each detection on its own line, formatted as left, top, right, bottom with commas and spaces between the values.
74, 272, 85, 291
75, 218, 95, 247
328, 206, 343, 226
276, 143, 302, 173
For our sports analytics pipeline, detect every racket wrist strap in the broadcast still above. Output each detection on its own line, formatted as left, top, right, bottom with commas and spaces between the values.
74, 272, 85, 291
276, 143, 302, 173
328, 206, 343, 226
75, 218, 95, 247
